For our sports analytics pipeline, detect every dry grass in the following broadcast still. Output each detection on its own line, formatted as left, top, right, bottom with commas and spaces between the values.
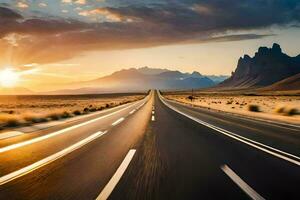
0, 93, 145, 130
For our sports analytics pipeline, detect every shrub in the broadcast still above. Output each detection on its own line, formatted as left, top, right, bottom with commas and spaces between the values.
275, 106, 286, 114
275, 106, 299, 116
0, 114, 21, 127
89, 107, 97, 112
187, 95, 195, 101
73, 110, 81, 115
47, 113, 60, 120
248, 104, 260, 112
61, 111, 71, 118
39, 117, 48, 123
24, 115, 44, 123
97, 107, 104, 111
5, 119, 20, 127
287, 108, 299, 116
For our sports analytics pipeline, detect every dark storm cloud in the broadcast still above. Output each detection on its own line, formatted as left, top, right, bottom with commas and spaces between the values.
0, 0, 299, 64
0, 7, 22, 20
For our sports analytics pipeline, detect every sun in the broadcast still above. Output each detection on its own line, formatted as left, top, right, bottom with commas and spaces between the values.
0, 68, 20, 87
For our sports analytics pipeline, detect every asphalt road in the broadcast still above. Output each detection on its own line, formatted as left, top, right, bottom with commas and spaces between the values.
0, 90, 299, 200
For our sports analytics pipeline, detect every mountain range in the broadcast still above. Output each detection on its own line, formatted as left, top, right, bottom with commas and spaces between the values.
219, 43, 300, 89
50, 67, 221, 94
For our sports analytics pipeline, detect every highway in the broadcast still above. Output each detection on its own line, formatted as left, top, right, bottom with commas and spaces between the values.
0, 90, 299, 200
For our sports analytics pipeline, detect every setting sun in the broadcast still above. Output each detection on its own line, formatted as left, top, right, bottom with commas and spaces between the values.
0, 68, 19, 87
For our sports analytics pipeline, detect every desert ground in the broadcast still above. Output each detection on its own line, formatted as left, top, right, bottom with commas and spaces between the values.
0, 93, 146, 130
164, 90, 300, 125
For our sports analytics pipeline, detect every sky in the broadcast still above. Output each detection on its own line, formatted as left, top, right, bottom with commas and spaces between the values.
0, 0, 300, 91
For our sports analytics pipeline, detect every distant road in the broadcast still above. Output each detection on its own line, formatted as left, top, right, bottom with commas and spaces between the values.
0, 90, 299, 200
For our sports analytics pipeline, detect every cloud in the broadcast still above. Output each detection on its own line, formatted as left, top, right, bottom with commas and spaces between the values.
38, 3, 47, 7
16, 2, 29, 9
62, 0, 72, 3
78, 7, 137, 22
0, 0, 300, 64
0, 7, 22, 20
199, 34, 276, 43
75, 0, 86, 5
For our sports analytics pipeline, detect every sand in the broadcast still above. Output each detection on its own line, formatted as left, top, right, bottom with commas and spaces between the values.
165, 93, 300, 125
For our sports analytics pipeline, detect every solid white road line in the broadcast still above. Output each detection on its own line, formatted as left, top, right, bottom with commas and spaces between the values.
112, 118, 125, 126
0, 100, 144, 154
96, 149, 136, 200
151, 115, 155, 121
221, 165, 265, 200
0, 131, 107, 186
129, 109, 136, 114
0, 131, 24, 140
159, 93, 300, 166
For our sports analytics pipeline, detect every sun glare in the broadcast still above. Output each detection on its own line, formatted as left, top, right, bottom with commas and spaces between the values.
0, 68, 20, 87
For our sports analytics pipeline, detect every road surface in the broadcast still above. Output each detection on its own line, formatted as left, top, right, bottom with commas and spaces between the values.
0, 90, 299, 200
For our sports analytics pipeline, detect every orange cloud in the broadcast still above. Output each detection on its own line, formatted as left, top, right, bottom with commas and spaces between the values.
17, 2, 29, 9
79, 8, 136, 22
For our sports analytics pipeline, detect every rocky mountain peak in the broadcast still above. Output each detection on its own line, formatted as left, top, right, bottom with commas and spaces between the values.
272, 43, 282, 54
219, 43, 300, 88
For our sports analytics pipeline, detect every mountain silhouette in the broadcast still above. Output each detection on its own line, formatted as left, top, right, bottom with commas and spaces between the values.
87, 68, 215, 91
219, 43, 300, 88
262, 73, 300, 91
50, 68, 215, 94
